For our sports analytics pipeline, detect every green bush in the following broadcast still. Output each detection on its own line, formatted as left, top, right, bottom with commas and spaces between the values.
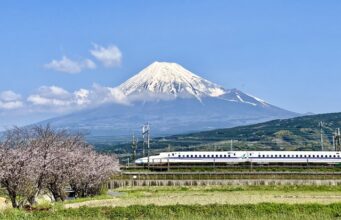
1, 203, 341, 219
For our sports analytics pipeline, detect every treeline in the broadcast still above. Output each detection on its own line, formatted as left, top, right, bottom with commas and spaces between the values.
0, 125, 119, 208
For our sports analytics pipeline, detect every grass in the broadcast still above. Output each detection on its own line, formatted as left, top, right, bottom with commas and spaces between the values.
3, 185, 341, 219
2, 203, 341, 219
63, 194, 114, 204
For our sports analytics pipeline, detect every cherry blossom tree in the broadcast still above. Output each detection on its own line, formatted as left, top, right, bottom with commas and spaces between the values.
69, 151, 119, 197
0, 127, 39, 208
0, 125, 120, 208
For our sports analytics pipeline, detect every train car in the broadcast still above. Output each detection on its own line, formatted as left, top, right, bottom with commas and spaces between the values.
134, 151, 341, 165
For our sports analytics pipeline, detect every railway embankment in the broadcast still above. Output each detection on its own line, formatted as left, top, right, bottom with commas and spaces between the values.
110, 170, 341, 188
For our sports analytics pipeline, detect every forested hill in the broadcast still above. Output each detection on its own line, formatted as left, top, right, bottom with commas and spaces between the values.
99, 112, 341, 158
161, 112, 341, 151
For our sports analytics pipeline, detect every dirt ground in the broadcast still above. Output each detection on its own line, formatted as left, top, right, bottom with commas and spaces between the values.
0, 197, 10, 210
65, 187, 341, 208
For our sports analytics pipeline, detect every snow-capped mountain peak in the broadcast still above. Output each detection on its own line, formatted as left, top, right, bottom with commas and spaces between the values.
118, 61, 226, 101
117, 61, 270, 107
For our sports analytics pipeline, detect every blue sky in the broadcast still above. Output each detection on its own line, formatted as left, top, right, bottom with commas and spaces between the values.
1, 0, 341, 127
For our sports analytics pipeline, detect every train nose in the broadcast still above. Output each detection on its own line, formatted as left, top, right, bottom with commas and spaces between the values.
135, 159, 143, 164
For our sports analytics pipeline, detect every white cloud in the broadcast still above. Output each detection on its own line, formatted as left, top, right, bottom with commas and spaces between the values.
26, 85, 128, 112
0, 90, 21, 102
0, 90, 23, 110
74, 89, 90, 105
45, 56, 96, 73
27, 86, 73, 107
90, 44, 122, 67
90, 84, 129, 105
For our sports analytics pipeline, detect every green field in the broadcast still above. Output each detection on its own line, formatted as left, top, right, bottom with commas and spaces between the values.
2, 203, 341, 219
2, 185, 341, 219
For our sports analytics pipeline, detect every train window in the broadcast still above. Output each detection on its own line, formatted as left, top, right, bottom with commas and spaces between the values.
234, 153, 236, 156
275, 155, 277, 158
283, 155, 285, 158
308, 155, 311, 158
203, 155, 206, 158
191, 155, 193, 158
172, 153, 174, 156
317, 155, 320, 158
333, 155, 336, 158
186, 155, 189, 158
224, 155, 226, 158
178, 155, 181, 158
228, 155, 231, 158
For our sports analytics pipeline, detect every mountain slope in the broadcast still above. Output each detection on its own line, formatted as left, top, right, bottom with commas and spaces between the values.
41, 61, 297, 138
107, 112, 341, 157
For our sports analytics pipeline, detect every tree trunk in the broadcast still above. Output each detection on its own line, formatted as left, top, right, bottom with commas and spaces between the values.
8, 190, 18, 208
28, 193, 38, 206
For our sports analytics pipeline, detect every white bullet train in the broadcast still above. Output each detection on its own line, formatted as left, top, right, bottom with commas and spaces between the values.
135, 151, 341, 165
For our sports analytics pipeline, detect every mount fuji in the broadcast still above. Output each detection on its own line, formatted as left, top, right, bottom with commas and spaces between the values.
42, 62, 298, 139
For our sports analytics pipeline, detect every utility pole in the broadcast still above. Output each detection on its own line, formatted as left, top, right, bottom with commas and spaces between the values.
167, 144, 171, 171
230, 139, 233, 151
334, 128, 341, 151
142, 123, 151, 168
131, 133, 137, 162
333, 133, 336, 151
319, 121, 324, 151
